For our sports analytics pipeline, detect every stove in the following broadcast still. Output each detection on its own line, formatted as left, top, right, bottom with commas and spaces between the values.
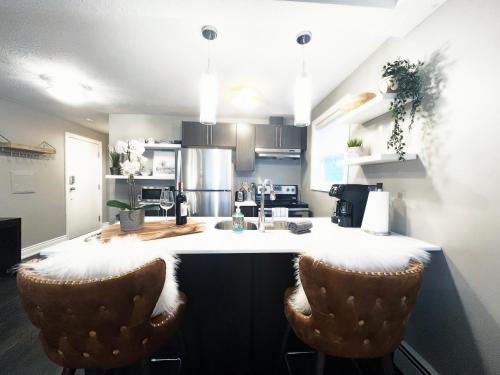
255, 184, 310, 217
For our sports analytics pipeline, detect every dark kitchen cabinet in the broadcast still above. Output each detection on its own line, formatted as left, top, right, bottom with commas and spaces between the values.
255, 124, 280, 149
211, 123, 237, 148
235, 123, 256, 172
182, 121, 236, 148
280, 125, 303, 149
182, 121, 207, 147
255, 124, 306, 150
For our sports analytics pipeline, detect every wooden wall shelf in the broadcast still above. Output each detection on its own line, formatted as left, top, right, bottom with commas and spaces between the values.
337, 153, 418, 166
0, 134, 56, 159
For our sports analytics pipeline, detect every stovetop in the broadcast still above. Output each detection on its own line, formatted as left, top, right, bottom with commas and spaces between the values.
255, 200, 309, 208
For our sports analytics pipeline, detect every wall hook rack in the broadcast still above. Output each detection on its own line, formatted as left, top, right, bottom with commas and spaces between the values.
0, 133, 56, 159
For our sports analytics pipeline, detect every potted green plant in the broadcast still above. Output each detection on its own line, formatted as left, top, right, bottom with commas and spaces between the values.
108, 146, 121, 175
381, 58, 424, 159
107, 140, 153, 231
346, 138, 364, 158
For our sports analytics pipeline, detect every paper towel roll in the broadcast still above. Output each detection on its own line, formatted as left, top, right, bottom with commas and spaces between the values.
361, 191, 390, 235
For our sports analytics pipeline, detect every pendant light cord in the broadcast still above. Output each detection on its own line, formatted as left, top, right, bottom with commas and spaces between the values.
302, 42, 306, 75
206, 38, 211, 74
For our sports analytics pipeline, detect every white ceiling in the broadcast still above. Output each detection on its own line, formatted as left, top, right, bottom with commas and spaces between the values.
0, 0, 445, 133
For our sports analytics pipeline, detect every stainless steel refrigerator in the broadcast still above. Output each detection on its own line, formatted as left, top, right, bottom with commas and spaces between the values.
176, 148, 233, 217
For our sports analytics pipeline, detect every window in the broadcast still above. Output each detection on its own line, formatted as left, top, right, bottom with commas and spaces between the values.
310, 121, 349, 192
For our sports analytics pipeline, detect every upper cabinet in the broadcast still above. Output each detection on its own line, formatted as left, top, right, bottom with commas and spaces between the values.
255, 125, 306, 150
182, 122, 236, 148
235, 123, 256, 172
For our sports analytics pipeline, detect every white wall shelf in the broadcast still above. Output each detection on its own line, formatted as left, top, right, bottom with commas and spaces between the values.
322, 93, 395, 128
143, 143, 181, 150
337, 153, 418, 166
105, 175, 175, 180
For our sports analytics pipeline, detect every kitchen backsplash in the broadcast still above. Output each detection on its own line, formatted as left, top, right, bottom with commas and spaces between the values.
234, 158, 302, 191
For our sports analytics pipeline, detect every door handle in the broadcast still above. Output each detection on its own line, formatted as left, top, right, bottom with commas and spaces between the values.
280, 128, 282, 148
70, 187, 76, 191
275, 128, 278, 147
206, 127, 209, 145
210, 126, 213, 144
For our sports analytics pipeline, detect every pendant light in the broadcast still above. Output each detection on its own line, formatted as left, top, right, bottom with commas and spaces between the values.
294, 31, 312, 127
200, 25, 218, 125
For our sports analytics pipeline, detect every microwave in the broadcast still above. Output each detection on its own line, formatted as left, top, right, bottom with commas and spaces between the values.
140, 186, 172, 203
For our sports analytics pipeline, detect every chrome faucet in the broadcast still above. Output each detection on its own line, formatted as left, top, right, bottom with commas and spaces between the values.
258, 179, 275, 232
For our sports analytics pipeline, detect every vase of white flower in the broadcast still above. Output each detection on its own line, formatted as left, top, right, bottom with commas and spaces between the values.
107, 140, 154, 231
119, 206, 145, 231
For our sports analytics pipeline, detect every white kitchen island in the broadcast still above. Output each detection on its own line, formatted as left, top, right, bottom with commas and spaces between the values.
41, 216, 441, 256
157, 217, 441, 254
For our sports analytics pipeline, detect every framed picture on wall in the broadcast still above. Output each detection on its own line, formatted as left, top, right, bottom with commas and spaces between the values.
152, 151, 175, 179
310, 122, 349, 191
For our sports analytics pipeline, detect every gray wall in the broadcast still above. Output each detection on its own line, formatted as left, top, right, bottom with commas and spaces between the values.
302, 0, 500, 373
0, 98, 108, 248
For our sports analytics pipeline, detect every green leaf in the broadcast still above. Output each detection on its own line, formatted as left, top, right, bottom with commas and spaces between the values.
138, 204, 160, 210
106, 200, 131, 210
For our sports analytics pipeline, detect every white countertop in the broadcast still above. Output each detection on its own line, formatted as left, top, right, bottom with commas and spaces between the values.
42, 217, 440, 256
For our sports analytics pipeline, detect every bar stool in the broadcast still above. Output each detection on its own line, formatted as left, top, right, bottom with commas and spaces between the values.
17, 258, 186, 374
282, 255, 424, 374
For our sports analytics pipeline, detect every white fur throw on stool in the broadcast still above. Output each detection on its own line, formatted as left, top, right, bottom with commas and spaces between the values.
18, 236, 180, 317
289, 246, 430, 315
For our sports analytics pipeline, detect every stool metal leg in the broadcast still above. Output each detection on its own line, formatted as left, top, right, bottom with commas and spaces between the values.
315, 352, 325, 375
280, 323, 316, 375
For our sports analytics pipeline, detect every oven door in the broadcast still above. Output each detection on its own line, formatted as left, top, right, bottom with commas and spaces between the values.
262, 207, 310, 218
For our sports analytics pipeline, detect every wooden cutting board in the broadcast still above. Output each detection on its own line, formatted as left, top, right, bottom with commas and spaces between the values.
100, 218, 205, 242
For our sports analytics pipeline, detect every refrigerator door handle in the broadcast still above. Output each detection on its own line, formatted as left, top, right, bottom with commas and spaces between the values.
275, 127, 278, 147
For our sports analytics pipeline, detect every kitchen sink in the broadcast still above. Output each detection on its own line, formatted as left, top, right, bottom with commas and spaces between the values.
214, 221, 258, 230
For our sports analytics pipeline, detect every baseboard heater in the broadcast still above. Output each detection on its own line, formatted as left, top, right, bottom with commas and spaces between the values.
394, 342, 439, 375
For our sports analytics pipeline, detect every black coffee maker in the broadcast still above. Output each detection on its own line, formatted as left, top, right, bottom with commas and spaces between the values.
329, 183, 380, 227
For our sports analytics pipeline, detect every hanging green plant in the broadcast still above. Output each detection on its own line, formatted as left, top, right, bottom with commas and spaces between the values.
381, 58, 424, 159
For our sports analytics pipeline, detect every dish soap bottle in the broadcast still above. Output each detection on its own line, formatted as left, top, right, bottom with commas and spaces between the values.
232, 206, 245, 232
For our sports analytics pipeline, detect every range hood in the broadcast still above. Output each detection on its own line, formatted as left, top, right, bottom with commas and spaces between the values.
255, 148, 301, 159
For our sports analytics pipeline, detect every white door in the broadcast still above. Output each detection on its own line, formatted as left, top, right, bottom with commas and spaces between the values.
66, 133, 102, 239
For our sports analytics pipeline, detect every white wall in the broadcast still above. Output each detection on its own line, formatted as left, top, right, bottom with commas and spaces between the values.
0, 98, 108, 248
302, 0, 500, 373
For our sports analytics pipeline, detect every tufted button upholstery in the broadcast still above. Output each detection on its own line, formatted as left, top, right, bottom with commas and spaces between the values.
17, 258, 186, 370
284, 256, 424, 359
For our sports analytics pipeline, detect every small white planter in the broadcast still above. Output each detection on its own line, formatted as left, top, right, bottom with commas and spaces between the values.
346, 146, 364, 158
119, 209, 145, 231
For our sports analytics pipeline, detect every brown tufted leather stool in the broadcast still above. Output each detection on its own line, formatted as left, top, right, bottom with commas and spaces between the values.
282, 255, 424, 375
17, 258, 186, 374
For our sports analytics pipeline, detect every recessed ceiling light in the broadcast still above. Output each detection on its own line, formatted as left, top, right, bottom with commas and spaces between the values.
85, 118, 93, 122
231, 87, 262, 112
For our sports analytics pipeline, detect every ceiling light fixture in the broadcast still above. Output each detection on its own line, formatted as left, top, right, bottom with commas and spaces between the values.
294, 31, 312, 127
231, 87, 261, 112
40, 74, 93, 106
200, 25, 218, 125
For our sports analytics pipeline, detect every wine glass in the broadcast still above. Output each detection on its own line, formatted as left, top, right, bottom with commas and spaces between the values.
159, 189, 175, 224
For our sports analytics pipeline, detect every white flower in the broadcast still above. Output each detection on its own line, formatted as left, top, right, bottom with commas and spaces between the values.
128, 139, 145, 156
115, 140, 128, 154
121, 159, 141, 176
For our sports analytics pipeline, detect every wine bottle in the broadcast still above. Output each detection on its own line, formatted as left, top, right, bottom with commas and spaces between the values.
175, 182, 188, 225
